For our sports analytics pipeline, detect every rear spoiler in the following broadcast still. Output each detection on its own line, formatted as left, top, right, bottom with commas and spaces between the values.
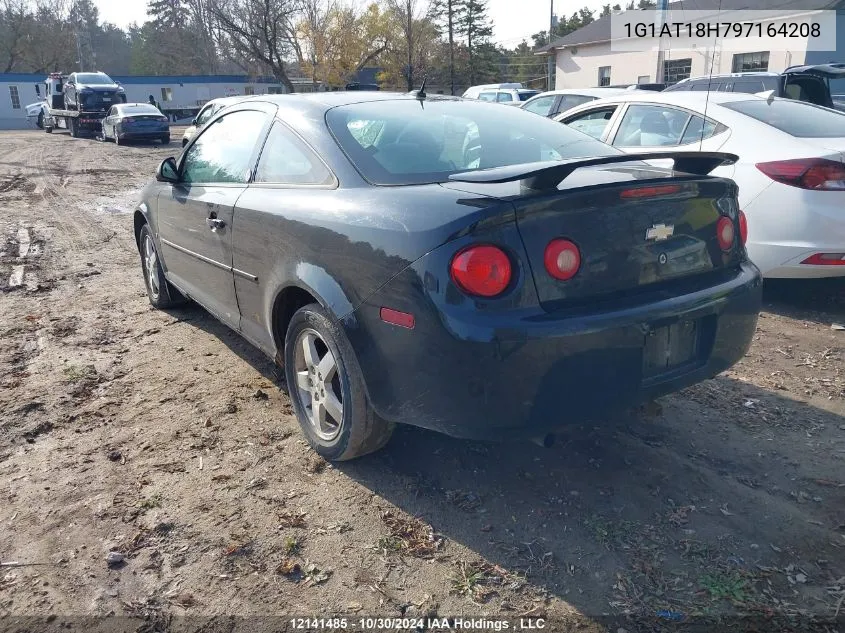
448, 151, 739, 192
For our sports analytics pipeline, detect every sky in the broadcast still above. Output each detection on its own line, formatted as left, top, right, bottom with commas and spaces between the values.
93, 0, 609, 46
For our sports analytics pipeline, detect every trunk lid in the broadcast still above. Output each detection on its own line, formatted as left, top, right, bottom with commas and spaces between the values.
512, 166, 742, 309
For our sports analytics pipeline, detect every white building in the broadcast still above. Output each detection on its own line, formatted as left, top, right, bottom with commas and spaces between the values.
0, 73, 322, 130
538, 0, 845, 89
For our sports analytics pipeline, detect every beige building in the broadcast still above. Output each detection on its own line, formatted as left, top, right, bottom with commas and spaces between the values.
539, 0, 843, 89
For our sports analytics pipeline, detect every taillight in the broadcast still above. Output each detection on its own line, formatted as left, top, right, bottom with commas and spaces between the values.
756, 158, 845, 190
801, 253, 845, 265
123, 116, 136, 123
738, 210, 748, 245
716, 216, 734, 251
544, 238, 581, 281
450, 245, 512, 297
157, 116, 168, 122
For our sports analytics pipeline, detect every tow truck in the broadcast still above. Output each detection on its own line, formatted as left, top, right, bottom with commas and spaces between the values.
40, 72, 125, 137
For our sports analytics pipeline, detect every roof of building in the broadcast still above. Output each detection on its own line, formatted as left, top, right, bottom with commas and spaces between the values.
538, 0, 844, 53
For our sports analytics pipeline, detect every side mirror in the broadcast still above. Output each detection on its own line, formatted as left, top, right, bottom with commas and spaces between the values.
156, 157, 179, 183
191, 118, 197, 125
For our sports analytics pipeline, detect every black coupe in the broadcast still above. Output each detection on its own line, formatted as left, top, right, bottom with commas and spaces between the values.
134, 92, 762, 460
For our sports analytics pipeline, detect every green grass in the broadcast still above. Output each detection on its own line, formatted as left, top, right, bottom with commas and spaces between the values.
699, 570, 752, 605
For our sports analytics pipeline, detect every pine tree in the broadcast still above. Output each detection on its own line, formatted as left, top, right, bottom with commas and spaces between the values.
428, 0, 464, 94
147, 0, 185, 31
455, 0, 492, 85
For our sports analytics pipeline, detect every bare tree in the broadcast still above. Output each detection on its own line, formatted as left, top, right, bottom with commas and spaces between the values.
387, 0, 425, 91
209, 0, 303, 91
0, 0, 30, 72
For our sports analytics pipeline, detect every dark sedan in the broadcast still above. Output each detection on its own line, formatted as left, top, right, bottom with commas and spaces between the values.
100, 103, 170, 145
134, 93, 762, 461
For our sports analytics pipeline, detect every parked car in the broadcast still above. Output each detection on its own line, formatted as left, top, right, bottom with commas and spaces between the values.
345, 82, 380, 91
520, 88, 630, 118
63, 71, 126, 111
98, 103, 170, 145
475, 87, 540, 105
663, 63, 845, 110
181, 96, 249, 146
135, 92, 760, 460
556, 90, 845, 278
461, 83, 524, 99
609, 83, 667, 91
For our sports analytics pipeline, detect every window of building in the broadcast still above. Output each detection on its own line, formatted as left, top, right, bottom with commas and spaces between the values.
268, 86, 285, 94
244, 85, 255, 95
598, 66, 611, 87
9, 86, 20, 109
732, 51, 769, 72
663, 58, 692, 85
160, 87, 173, 102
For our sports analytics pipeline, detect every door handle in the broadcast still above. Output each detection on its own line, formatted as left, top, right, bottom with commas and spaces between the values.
206, 217, 226, 230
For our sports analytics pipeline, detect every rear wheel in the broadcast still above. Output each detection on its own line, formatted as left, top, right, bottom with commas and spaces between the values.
68, 117, 78, 138
139, 224, 185, 309
160, 135, 170, 144
284, 304, 394, 461
114, 133, 122, 146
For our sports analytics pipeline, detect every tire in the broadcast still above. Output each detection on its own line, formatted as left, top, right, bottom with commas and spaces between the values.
138, 224, 185, 309
36, 111, 43, 129
68, 117, 78, 138
45, 126, 53, 134
284, 303, 394, 461
114, 133, 121, 146
181, 138, 188, 147
161, 135, 170, 144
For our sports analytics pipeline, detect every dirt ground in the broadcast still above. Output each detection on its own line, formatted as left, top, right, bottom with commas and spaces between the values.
1, 128, 844, 633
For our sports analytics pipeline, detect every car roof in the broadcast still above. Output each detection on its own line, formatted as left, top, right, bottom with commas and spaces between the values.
238, 92, 461, 117
563, 90, 768, 108
526, 88, 630, 100
118, 102, 158, 107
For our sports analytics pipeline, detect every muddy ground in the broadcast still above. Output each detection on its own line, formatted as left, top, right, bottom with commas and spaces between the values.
1, 129, 844, 632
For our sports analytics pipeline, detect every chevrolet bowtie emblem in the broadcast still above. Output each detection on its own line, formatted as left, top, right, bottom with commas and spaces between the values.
646, 223, 674, 241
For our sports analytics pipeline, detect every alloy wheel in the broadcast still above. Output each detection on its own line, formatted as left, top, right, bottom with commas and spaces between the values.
143, 234, 160, 299
293, 328, 343, 441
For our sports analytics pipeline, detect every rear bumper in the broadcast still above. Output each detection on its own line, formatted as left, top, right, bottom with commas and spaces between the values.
347, 262, 762, 440
118, 129, 169, 139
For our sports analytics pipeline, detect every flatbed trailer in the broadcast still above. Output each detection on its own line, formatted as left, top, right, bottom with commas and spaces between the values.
43, 108, 103, 137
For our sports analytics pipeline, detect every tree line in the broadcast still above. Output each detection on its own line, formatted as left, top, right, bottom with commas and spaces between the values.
0, 0, 655, 92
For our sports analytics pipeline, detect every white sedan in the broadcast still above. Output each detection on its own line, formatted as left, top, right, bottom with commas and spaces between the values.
555, 91, 845, 278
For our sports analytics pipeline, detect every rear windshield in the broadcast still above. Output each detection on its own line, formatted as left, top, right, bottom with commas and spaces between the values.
326, 98, 619, 185
119, 104, 159, 114
518, 91, 540, 101
76, 73, 112, 84
721, 98, 845, 137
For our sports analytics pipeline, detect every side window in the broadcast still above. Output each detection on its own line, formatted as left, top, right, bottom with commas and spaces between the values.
477, 92, 497, 102
181, 110, 267, 184
496, 92, 514, 102
107, 106, 115, 117
523, 95, 556, 115
732, 80, 766, 94
614, 105, 690, 147
565, 107, 617, 139
680, 116, 723, 144
196, 104, 214, 126
557, 94, 595, 114
254, 122, 334, 186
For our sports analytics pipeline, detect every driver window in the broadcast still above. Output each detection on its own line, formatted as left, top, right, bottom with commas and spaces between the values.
196, 105, 214, 126
181, 110, 268, 184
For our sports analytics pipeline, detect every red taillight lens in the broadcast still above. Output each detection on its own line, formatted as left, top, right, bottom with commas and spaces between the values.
738, 210, 748, 245
756, 158, 845, 190
619, 184, 682, 199
801, 253, 845, 265
716, 216, 734, 251
544, 238, 581, 281
450, 245, 512, 297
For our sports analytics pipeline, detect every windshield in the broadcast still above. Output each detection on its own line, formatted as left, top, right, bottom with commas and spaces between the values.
76, 73, 113, 85
518, 91, 540, 101
721, 98, 845, 138
326, 98, 618, 185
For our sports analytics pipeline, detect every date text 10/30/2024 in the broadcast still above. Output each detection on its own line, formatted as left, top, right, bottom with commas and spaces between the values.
289, 617, 548, 630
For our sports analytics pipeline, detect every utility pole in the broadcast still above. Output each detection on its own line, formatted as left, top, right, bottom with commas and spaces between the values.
654, 0, 668, 84
448, 0, 455, 95
547, 0, 554, 90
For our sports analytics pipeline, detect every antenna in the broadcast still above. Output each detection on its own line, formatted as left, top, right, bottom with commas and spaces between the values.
700, 0, 723, 144
416, 75, 428, 99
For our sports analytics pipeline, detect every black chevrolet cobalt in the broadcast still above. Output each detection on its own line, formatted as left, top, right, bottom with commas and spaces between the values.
134, 92, 762, 460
